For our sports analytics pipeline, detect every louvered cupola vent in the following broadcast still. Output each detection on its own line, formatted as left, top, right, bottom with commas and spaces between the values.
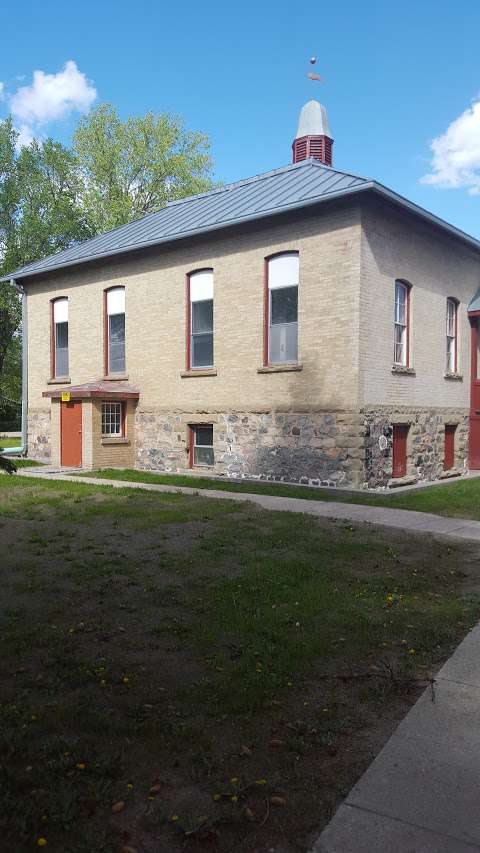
292, 100, 333, 166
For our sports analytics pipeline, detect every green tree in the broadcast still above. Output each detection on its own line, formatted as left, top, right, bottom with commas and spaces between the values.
0, 105, 215, 417
73, 104, 214, 233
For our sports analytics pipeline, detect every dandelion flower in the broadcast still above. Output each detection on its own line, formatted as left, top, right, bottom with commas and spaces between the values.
170, 814, 179, 822
76, 762, 86, 770
37, 840, 47, 848
231, 795, 238, 803
122, 676, 130, 684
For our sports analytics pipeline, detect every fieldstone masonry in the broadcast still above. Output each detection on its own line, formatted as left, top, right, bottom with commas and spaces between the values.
135, 408, 364, 487
363, 406, 469, 488
134, 406, 470, 489
27, 409, 51, 460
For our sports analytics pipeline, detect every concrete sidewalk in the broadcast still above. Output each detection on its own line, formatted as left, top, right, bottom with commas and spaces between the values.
314, 622, 480, 852
17, 467, 480, 544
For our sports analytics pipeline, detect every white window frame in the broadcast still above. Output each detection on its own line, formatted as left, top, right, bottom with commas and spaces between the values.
101, 401, 124, 437
446, 298, 457, 374
267, 252, 299, 365
394, 281, 409, 366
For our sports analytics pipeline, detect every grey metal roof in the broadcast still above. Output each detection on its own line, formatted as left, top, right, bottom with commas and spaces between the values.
3, 157, 480, 283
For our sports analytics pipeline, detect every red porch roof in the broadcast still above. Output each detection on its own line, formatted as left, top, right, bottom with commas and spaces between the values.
43, 380, 140, 400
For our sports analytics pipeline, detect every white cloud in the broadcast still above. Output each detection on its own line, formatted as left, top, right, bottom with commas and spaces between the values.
0, 82, 4, 102
10, 60, 96, 125
421, 97, 480, 195
7, 60, 96, 147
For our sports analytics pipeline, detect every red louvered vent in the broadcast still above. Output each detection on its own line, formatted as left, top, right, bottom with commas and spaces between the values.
292, 138, 308, 163
292, 135, 333, 166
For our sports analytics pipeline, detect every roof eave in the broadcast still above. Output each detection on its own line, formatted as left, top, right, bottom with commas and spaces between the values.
4, 181, 480, 284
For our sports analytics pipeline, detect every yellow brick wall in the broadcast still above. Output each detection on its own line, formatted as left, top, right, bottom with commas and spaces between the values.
359, 199, 479, 409
90, 398, 136, 469
25, 204, 362, 416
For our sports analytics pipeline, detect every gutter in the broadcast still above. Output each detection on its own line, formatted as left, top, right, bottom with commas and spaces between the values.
3, 278, 26, 457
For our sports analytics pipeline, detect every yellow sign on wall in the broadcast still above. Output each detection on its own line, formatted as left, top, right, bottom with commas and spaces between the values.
61, 392, 71, 402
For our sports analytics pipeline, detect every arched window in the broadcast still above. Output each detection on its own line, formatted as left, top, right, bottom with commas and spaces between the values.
446, 298, 458, 374
105, 287, 125, 375
394, 281, 410, 366
187, 270, 214, 369
51, 297, 69, 378
265, 252, 299, 365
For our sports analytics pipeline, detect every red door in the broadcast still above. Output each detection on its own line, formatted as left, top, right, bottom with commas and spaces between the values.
444, 425, 456, 471
470, 417, 480, 470
61, 401, 82, 467
392, 424, 408, 478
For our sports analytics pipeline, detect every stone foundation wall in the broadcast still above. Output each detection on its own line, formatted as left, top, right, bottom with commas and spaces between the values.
27, 408, 51, 460
135, 409, 364, 488
363, 407, 469, 488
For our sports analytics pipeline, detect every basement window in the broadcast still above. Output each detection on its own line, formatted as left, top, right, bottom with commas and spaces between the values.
190, 424, 214, 467
102, 401, 125, 437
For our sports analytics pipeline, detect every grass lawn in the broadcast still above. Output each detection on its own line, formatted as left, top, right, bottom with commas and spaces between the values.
1, 475, 480, 852
80, 467, 480, 521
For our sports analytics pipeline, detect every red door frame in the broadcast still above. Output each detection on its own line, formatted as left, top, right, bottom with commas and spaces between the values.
469, 313, 480, 470
61, 400, 82, 467
392, 424, 409, 478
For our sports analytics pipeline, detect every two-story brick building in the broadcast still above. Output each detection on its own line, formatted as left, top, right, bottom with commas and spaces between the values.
4, 99, 480, 489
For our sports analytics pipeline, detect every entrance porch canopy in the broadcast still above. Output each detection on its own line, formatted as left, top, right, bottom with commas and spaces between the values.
43, 380, 140, 401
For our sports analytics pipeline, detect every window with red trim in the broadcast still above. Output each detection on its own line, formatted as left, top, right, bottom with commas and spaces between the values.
189, 424, 214, 467
51, 297, 69, 378
187, 270, 214, 369
446, 298, 458, 374
105, 287, 125, 375
265, 252, 299, 365
394, 281, 410, 366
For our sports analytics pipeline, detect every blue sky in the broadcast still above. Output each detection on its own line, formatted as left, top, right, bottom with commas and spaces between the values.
1, 0, 479, 236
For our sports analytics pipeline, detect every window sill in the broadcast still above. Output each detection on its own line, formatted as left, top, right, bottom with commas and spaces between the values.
444, 372, 463, 381
101, 437, 130, 446
102, 374, 129, 381
47, 376, 71, 385
391, 365, 416, 376
180, 368, 217, 378
257, 363, 303, 374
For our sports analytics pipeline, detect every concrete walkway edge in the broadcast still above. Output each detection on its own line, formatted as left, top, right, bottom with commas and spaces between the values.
313, 621, 480, 852
16, 468, 480, 544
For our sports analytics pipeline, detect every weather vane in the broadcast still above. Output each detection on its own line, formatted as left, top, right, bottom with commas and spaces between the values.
307, 56, 324, 83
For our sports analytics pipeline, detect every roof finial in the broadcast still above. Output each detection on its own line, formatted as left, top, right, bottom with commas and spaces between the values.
307, 56, 324, 84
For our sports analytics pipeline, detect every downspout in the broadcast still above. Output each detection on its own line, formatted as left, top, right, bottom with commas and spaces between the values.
3, 278, 27, 456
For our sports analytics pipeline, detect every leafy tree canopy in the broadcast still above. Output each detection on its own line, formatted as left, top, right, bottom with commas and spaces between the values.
0, 104, 215, 414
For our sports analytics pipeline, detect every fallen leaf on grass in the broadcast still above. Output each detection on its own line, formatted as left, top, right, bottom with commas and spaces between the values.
270, 796, 287, 806
112, 801, 125, 813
